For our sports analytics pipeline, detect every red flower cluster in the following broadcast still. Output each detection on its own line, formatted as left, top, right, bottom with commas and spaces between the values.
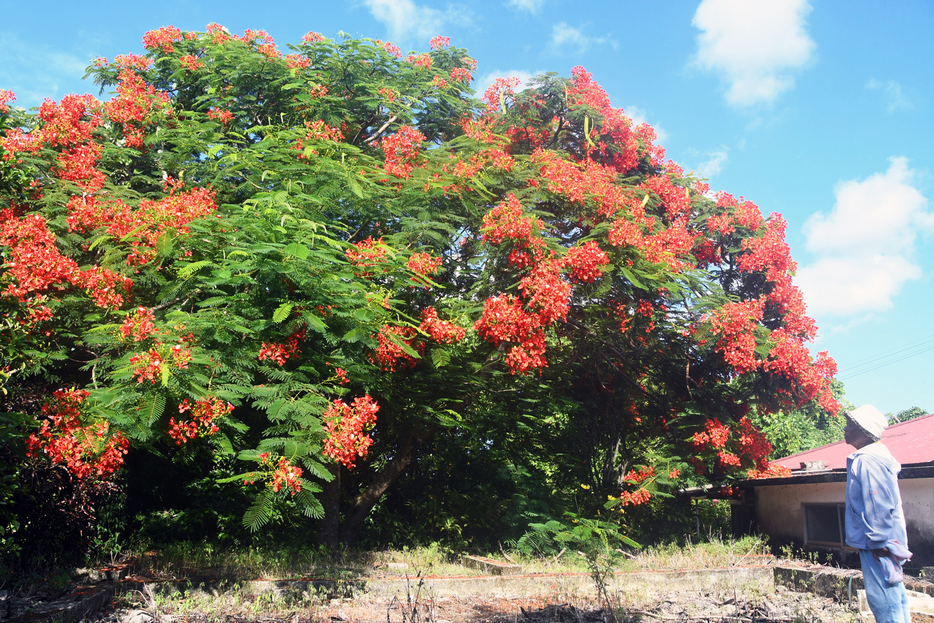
693, 418, 731, 449
374, 40, 402, 58
0, 89, 14, 114
482, 76, 521, 113
105, 70, 171, 149
407, 53, 432, 70
258, 328, 304, 365
206, 23, 232, 44
285, 54, 311, 70
640, 174, 692, 221
429, 35, 451, 50
406, 251, 442, 287
449, 67, 472, 83
111, 54, 154, 71
617, 488, 651, 507
692, 416, 777, 476
375, 325, 421, 371
207, 108, 234, 126
0, 211, 133, 308
747, 462, 792, 479
481, 194, 542, 248
142, 25, 182, 53
180, 55, 204, 71
129, 343, 191, 384
706, 299, 765, 375
564, 241, 609, 283
322, 395, 380, 469
345, 237, 389, 277
67, 183, 217, 266
624, 465, 655, 483
167, 397, 232, 444
293, 120, 343, 159
120, 306, 157, 342
301, 31, 326, 44
474, 294, 547, 374
419, 307, 465, 343
381, 126, 425, 179
26, 388, 129, 481
270, 457, 302, 494
566, 66, 643, 173
519, 260, 570, 324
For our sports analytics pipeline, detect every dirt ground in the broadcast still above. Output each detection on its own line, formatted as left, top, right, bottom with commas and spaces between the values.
66, 582, 858, 623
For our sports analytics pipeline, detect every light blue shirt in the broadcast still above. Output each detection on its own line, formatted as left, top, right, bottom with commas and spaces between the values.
845, 442, 908, 551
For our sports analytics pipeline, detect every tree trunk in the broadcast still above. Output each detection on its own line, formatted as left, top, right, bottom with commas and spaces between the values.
318, 463, 341, 548
339, 424, 438, 545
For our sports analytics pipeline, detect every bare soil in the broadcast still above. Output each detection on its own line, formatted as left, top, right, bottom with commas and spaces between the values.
57, 582, 857, 623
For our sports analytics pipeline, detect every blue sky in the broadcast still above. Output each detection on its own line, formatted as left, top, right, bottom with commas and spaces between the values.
3, 0, 933, 417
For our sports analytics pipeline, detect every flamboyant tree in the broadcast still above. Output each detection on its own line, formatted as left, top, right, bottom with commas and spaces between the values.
0, 25, 839, 547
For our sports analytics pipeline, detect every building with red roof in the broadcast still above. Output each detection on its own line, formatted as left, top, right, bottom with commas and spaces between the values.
734, 413, 934, 569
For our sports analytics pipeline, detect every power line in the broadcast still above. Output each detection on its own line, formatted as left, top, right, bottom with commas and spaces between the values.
839, 342, 934, 380
838, 335, 934, 372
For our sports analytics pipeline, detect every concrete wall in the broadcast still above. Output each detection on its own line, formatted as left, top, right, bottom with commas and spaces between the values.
754, 477, 934, 568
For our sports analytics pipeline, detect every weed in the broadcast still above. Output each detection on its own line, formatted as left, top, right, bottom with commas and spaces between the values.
386, 572, 435, 623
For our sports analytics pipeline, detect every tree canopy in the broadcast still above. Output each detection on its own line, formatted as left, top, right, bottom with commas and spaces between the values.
0, 25, 840, 549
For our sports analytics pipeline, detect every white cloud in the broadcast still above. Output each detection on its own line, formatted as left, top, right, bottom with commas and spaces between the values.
625, 104, 669, 145
866, 79, 912, 113
796, 157, 934, 317
508, 0, 545, 13
697, 147, 729, 178
0, 32, 91, 107
475, 69, 538, 99
361, 0, 471, 43
549, 22, 617, 54
691, 0, 815, 107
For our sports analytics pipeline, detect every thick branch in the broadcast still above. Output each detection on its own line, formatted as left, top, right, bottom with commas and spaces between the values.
339, 423, 438, 545
362, 115, 398, 145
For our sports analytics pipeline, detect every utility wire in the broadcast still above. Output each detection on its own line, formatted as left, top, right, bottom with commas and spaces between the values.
839, 342, 934, 380
839, 335, 934, 372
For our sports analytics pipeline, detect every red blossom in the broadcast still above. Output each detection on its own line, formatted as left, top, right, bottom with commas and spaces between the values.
270, 457, 302, 494
482, 76, 521, 113
322, 395, 380, 469
168, 397, 232, 444
375, 325, 421, 371
258, 328, 304, 365
449, 67, 472, 83
419, 307, 465, 344
105, 70, 171, 149
120, 307, 157, 342
0, 89, 15, 114
180, 55, 204, 71
564, 241, 609, 283
406, 252, 442, 286
381, 126, 425, 179
345, 237, 388, 275
142, 25, 183, 54
25, 388, 129, 481
706, 299, 765, 375
207, 108, 234, 126
429, 35, 451, 50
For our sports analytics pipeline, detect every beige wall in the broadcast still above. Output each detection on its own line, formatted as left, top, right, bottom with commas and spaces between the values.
754, 477, 934, 566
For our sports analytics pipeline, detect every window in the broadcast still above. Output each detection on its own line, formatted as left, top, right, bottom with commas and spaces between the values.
803, 503, 847, 547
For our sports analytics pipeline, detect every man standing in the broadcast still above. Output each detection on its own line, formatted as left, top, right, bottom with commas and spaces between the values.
844, 404, 912, 623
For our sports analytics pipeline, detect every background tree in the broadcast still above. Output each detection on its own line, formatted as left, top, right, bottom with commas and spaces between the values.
0, 25, 840, 555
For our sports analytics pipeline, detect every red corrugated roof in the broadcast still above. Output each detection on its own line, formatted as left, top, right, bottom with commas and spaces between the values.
774, 412, 934, 470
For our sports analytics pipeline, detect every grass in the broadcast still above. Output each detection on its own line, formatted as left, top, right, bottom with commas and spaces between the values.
106, 536, 858, 623
125, 533, 771, 585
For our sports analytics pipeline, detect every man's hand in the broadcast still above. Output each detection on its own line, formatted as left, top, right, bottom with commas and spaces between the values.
871, 547, 891, 561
